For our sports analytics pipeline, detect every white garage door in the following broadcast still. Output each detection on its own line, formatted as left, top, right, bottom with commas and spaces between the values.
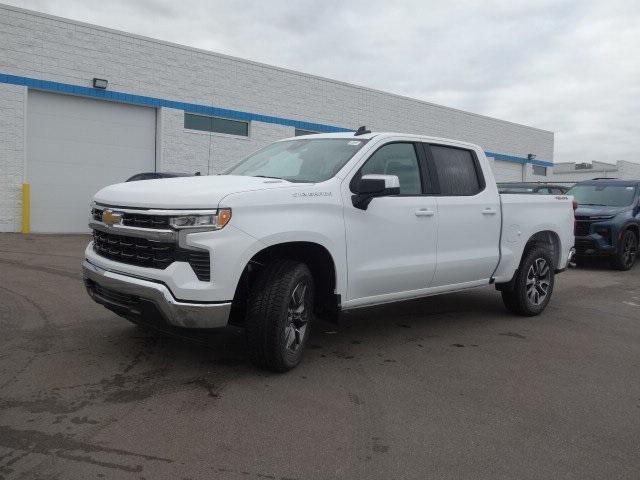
27, 91, 156, 233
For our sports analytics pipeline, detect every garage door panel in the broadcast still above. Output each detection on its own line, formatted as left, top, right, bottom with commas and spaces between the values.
27, 91, 156, 233
29, 113, 154, 148
28, 139, 154, 171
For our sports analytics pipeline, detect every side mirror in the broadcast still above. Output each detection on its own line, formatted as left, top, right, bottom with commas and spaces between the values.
352, 174, 401, 210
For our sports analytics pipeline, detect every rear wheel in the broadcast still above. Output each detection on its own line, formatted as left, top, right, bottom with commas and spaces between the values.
245, 259, 314, 372
502, 246, 555, 316
610, 229, 638, 271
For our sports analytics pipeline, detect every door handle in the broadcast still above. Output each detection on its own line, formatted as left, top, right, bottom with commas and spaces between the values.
482, 208, 497, 215
415, 209, 435, 217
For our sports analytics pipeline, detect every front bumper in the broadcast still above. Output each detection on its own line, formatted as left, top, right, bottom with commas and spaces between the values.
83, 260, 231, 329
574, 236, 616, 256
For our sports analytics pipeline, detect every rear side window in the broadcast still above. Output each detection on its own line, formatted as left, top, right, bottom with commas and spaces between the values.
359, 143, 422, 195
429, 145, 482, 196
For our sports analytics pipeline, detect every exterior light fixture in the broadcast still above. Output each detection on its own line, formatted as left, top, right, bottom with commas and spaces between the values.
527, 153, 536, 161
92, 78, 108, 89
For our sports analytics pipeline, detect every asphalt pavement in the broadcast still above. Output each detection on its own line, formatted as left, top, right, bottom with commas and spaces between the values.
1, 233, 639, 479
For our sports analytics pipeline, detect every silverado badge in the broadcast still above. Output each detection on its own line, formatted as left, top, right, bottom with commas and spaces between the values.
102, 209, 123, 226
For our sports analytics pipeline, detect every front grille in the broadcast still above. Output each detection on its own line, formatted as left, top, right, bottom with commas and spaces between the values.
92, 208, 170, 230
92, 230, 210, 281
122, 213, 170, 229
575, 221, 592, 237
93, 230, 175, 269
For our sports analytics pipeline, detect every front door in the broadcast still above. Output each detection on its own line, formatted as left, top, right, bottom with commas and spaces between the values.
342, 142, 438, 303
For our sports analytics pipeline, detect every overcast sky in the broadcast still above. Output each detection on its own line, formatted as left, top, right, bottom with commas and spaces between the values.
6, 0, 640, 163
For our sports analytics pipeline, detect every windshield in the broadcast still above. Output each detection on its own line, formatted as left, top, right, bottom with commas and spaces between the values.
568, 184, 637, 207
225, 138, 367, 183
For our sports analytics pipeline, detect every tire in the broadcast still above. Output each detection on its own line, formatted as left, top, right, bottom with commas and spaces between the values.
245, 259, 314, 372
610, 229, 638, 271
502, 246, 555, 316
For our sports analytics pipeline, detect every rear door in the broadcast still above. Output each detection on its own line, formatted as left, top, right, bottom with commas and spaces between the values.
425, 143, 501, 287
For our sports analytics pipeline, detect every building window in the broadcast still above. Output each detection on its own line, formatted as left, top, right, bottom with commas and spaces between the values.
294, 128, 319, 136
532, 165, 547, 176
184, 113, 249, 136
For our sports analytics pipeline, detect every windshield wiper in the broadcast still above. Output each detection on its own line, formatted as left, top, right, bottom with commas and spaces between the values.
253, 175, 284, 180
580, 203, 608, 206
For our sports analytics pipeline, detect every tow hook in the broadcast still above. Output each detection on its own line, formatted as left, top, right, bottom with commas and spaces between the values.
568, 247, 577, 268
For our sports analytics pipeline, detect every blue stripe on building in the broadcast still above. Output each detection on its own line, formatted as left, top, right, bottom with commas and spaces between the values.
0, 72, 554, 167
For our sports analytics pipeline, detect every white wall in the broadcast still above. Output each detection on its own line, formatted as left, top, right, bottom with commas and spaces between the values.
0, 3, 554, 231
0, 83, 25, 232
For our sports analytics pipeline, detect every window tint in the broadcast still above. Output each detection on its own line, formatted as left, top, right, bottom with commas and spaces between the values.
359, 143, 422, 195
184, 113, 249, 136
430, 145, 482, 196
295, 128, 319, 136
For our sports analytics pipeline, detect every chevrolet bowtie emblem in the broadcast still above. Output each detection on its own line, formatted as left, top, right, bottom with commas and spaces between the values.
102, 209, 123, 226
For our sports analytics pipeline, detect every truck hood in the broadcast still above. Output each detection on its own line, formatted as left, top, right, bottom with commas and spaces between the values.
94, 175, 305, 209
575, 205, 627, 217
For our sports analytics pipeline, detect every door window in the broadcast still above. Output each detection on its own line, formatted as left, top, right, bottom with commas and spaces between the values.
359, 143, 422, 195
429, 145, 483, 196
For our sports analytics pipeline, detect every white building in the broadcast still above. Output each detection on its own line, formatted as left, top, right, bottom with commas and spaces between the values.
0, 3, 556, 233
537, 160, 640, 185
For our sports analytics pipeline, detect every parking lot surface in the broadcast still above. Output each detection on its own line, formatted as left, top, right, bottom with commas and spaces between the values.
0, 233, 639, 480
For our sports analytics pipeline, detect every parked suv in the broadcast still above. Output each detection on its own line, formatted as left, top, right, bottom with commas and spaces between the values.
568, 179, 640, 270
83, 131, 574, 371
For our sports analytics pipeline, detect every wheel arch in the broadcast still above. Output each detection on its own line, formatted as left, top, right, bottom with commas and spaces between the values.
624, 222, 639, 238
522, 230, 562, 269
229, 241, 340, 325
497, 229, 561, 292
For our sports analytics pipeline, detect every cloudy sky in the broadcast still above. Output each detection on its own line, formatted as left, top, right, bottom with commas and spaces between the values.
6, 0, 640, 163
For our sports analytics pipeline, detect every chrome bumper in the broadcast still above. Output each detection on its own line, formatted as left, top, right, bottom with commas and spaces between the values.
82, 260, 231, 329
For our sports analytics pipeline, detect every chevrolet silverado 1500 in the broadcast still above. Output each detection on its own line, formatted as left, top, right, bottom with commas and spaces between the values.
83, 130, 575, 371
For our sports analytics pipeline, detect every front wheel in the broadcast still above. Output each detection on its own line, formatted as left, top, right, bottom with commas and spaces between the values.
610, 229, 638, 271
245, 259, 314, 372
502, 247, 555, 316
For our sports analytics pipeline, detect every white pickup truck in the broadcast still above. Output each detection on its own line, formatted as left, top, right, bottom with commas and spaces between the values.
83, 130, 575, 371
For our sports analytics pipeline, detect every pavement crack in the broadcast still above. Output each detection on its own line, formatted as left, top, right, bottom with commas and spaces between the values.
0, 425, 173, 467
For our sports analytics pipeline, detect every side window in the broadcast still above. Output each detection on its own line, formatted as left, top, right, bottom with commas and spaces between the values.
429, 145, 482, 196
359, 143, 422, 195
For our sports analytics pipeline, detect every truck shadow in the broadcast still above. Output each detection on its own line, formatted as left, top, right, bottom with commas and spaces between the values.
127, 286, 509, 369
572, 257, 624, 271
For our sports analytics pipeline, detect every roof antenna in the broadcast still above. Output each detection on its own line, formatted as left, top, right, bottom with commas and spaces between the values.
354, 126, 371, 136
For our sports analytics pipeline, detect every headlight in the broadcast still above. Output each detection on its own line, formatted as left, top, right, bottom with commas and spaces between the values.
169, 208, 232, 230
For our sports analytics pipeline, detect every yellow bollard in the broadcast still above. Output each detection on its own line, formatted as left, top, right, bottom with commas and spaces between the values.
21, 183, 30, 234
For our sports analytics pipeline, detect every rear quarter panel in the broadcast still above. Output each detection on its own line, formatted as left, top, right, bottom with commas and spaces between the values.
493, 194, 575, 282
